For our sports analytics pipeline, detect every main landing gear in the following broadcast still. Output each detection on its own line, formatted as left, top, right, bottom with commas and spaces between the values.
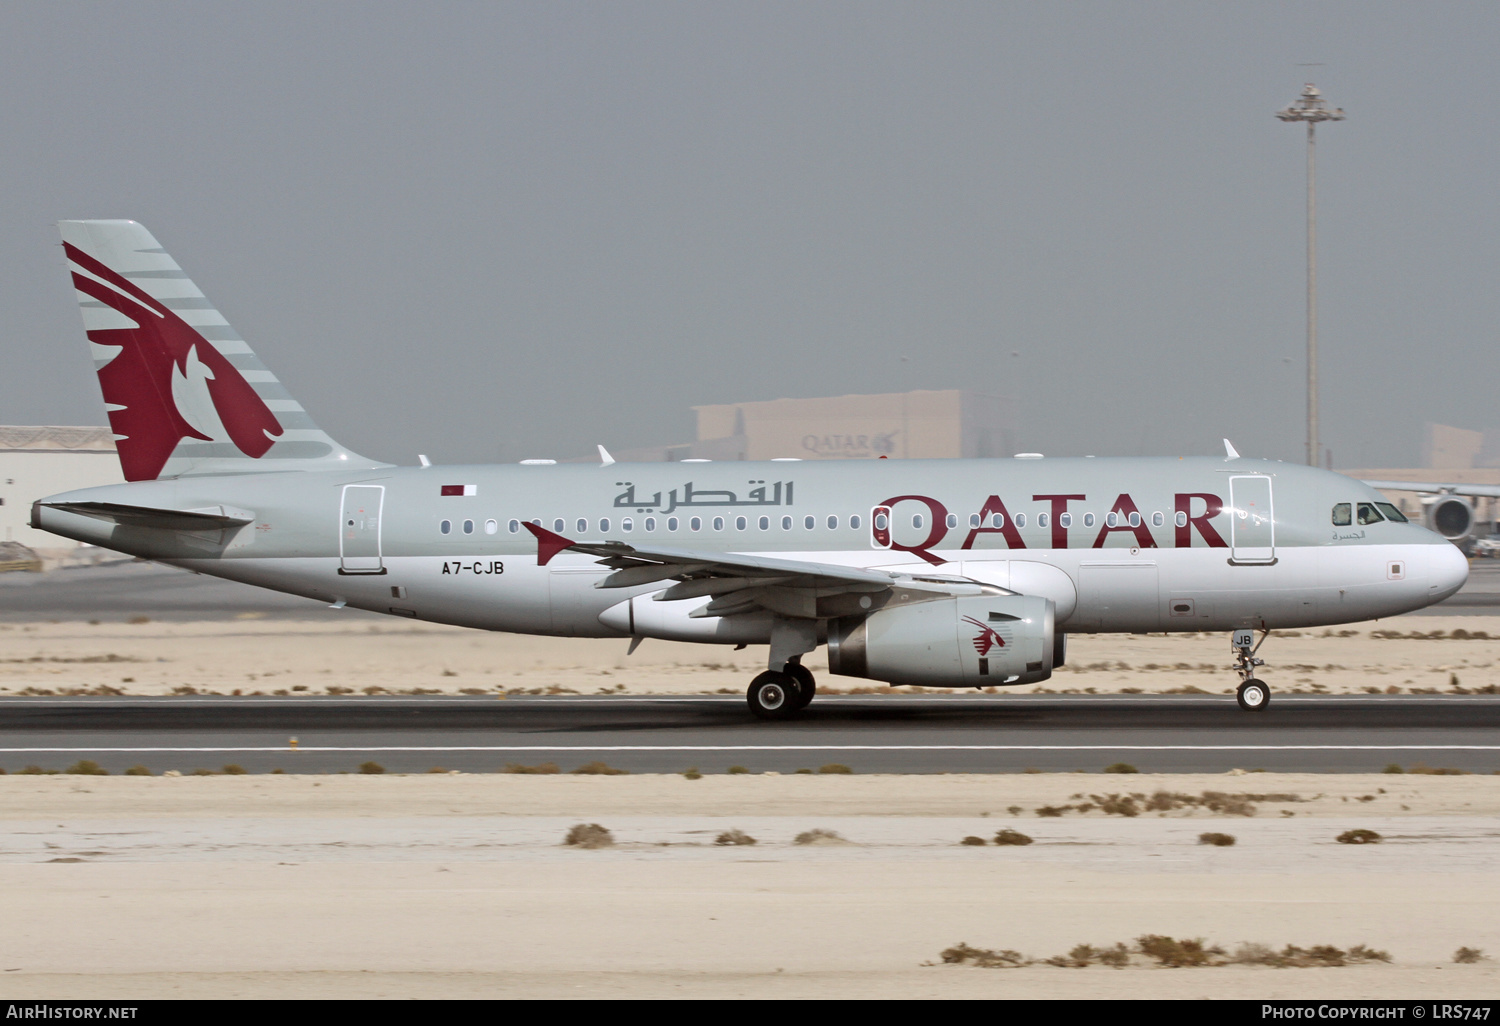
1231, 628, 1271, 712
747, 659, 817, 720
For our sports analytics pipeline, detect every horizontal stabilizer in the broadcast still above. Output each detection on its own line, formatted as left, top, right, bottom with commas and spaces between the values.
37, 500, 254, 532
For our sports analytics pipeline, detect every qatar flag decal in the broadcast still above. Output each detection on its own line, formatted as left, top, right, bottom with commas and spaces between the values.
441, 485, 477, 496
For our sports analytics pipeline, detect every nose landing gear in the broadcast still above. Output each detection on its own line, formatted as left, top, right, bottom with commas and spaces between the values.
1231, 628, 1271, 712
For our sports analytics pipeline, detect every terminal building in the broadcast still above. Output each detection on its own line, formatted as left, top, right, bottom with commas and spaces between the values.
596, 389, 1013, 463
0, 426, 122, 561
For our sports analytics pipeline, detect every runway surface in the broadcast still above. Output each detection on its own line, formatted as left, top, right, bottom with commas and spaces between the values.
1, 558, 1497, 621
1, 694, 1497, 775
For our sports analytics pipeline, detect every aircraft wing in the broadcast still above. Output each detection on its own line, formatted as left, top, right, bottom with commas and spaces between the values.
523, 522, 995, 620
1362, 480, 1500, 498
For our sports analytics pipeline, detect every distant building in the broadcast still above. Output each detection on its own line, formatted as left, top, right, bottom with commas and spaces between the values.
594, 389, 1012, 462
0, 427, 122, 555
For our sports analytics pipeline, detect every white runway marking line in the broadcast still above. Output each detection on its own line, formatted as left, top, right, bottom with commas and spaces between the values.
1, 745, 1499, 754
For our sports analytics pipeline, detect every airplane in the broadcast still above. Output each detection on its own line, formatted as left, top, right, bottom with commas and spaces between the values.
32, 220, 1470, 718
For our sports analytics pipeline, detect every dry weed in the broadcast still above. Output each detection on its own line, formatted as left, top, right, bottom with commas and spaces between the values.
563, 823, 614, 849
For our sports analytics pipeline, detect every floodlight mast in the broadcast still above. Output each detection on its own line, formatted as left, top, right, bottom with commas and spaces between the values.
1277, 84, 1345, 467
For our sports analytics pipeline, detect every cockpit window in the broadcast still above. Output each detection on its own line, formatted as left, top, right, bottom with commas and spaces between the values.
1331, 503, 1351, 527
1356, 502, 1384, 526
1375, 502, 1408, 523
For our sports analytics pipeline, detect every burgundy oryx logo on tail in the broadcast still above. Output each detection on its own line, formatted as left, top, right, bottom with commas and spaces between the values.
64, 242, 283, 481
961, 615, 1006, 656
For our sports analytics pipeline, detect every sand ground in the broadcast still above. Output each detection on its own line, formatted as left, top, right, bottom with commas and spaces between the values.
0, 773, 1497, 999
0, 614, 1497, 698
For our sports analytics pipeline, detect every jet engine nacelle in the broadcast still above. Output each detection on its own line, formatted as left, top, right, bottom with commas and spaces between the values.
827, 594, 1056, 688
1423, 495, 1475, 546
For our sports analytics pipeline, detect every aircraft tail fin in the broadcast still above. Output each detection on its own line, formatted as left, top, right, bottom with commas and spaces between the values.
58, 220, 386, 481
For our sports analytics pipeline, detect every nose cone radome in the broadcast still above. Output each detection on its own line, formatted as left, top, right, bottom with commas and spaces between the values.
1426, 543, 1469, 604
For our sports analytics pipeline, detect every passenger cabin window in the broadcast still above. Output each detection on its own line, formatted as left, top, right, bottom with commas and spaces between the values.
599, 518, 610, 532
1356, 503, 1384, 526
970, 514, 981, 529
782, 516, 793, 530
735, 516, 746, 531
690, 517, 701, 531
553, 518, 565, 533
463, 519, 474, 534
1376, 503, 1408, 523
668, 517, 679, 531
1174, 511, 1187, 528
758, 516, 769, 530
622, 517, 633, 532
1014, 513, 1027, 529
945, 514, 958, 529
484, 519, 498, 535
805, 515, 816, 530
1084, 512, 1096, 528
1105, 512, 1118, 528
1152, 511, 1164, 528
1127, 512, 1140, 528
1038, 512, 1050, 529
990, 513, 1004, 529
508, 519, 520, 534
645, 517, 656, 531
713, 516, 725, 531
1332, 503, 1352, 526
1059, 512, 1072, 528
827, 515, 838, 529
873, 513, 888, 530
850, 514, 861, 530
440, 520, 452, 535
576, 518, 587, 534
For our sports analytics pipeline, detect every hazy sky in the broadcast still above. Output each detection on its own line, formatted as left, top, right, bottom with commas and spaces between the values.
1, 2, 1496, 469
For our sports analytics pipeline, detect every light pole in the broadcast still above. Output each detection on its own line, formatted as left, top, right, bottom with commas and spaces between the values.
1277, 84, 1345, 467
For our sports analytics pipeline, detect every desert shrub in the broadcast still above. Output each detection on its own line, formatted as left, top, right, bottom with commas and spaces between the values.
727, 766, 750, 774
1103, 762, 1138, 774
1035, 805, 1067, 818
190, 768, 216, 776
794, 828, 847, 845
1092, 794, 1141, 818
222, 764, 248, 775
682, 767, 702, 780
940, 943, 1028, 968
427, 767, 448, 774
17, 766, 56, 775
1336, 829, 1382, 845
1198, 832, 1236, 847
563, 823, 614, 848
1006, 805, 1023, 816
1198, 791, 1256, 816
794, 768, 814, 774
572, 761, 629, 775
1046, 942, 1131, 968
960, 836, 987, 846
1455, 947, 1486, 964
123, 765, 151, 776
64, 760, 108, 776
715, 829, 756, 846
1407, 764, 1467, 775
1137, 935, 1221, 968
992, 829, 1033, 846
818, 764, 853, 774
502, 762, 560, 774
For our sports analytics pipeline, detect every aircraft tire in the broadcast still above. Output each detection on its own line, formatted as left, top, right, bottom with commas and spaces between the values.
786, 663, 817, 710
1236, 678, 1270, 712
747, 670, 799, 720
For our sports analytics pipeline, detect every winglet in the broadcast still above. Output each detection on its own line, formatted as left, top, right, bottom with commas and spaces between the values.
1223, 439, 1241, 460
522, 521, 576, 566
